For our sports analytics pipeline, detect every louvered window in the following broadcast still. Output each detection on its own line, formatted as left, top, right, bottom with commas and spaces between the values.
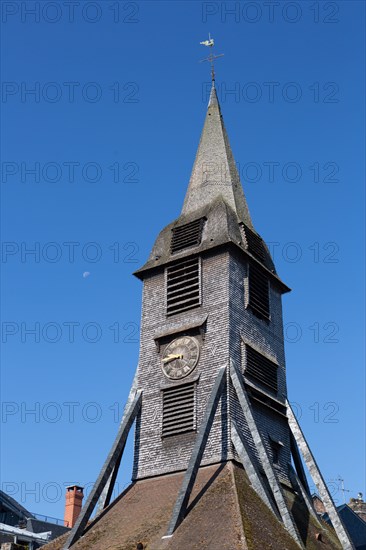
166, 258, 201, 316
245, 385, 287, 416
171, 218, 205, 254
248, 263, 270, 320
271, 442, 280, 464
269, 437, 284, 465
162, 382, 195, 437
242, 224, 266, 262
245, 345, 278, 393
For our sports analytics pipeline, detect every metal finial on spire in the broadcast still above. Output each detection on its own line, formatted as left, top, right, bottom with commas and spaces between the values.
199, 33, 224, 83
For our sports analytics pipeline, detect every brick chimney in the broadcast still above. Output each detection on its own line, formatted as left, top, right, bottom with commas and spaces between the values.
64, 485, 84, 528
348, 493, 366, 522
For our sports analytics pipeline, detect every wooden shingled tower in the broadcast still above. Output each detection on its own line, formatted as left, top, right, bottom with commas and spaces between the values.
45, 44, 354, 550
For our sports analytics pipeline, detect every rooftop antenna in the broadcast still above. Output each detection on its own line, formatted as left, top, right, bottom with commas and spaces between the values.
199, 33, 224, 83
338, 477, 351, 504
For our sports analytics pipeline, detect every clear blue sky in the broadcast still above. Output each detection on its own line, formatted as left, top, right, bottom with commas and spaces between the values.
1, 0, 365, 521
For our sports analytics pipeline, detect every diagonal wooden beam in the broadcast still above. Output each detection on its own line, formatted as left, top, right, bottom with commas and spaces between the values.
230, 362, 304, 549
62, 390, 142, 550
102, 448, 124, 509
288, 463, 324, 528
97, 373, 140, 512
231, 420, 280, 519
286, 400, 355, 550
164, 366, 227, 537
290, 430, 311, 496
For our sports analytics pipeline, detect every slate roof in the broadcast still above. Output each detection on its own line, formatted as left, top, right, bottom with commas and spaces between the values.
322, 504, 366, 550
0, 490, 34, 520
134, 196, 289, 292
134, 84, 289, 292
41, 462, 341, 550
181, 85, 253, 226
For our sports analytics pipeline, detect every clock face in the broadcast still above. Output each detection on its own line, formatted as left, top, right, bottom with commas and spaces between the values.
161, 336, 200, 380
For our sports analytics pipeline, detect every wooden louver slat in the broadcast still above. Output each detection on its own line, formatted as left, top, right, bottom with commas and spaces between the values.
245, 345, 278, 393
166, 258, 201, 316
171, 218, 205, 254
243, 224, 266, 262
248, 263, 270, 320
162, 383, 195, 437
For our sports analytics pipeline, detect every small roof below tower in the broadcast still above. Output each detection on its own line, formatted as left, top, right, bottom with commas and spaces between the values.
40, 463, 343, 550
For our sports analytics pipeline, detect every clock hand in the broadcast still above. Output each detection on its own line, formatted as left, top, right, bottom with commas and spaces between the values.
162, 354, 183, 364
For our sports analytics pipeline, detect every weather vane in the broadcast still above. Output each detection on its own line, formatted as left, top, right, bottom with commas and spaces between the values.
199, 33, 224, 83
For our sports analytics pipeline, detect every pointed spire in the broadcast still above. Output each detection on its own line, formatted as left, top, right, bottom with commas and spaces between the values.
181, 82, 253, 228
208, 82, 218, 105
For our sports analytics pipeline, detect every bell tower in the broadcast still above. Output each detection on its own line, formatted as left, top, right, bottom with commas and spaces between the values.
132, 81, 292, 485
60, 46, 355, 550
